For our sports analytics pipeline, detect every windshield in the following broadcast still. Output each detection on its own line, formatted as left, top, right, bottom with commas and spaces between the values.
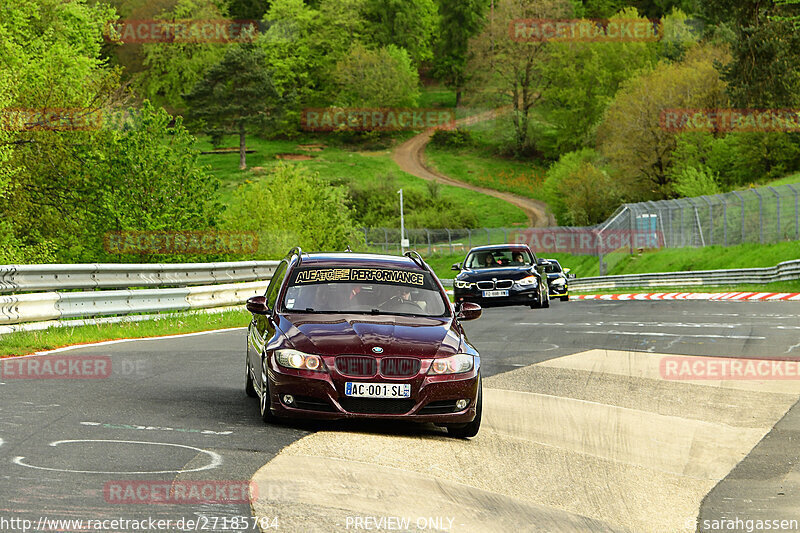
543, 261, 562, 274
465, 249, 532, 269
281, 266, 449, 317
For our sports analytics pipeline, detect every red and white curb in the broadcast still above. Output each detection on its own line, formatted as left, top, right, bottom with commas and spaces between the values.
574, 292, 800, 302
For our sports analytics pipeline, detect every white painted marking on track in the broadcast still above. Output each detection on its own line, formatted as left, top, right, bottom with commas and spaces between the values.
573, 330, 765, 340
79, 421, 233, 435
12, 439, 222, 474
0, 438, 4, 448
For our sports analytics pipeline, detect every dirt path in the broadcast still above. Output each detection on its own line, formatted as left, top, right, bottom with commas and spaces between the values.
392, 108, 556, 227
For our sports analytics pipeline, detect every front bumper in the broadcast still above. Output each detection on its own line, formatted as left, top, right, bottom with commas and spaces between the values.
548, 284, 568, 297
454, 285, 541, 308
264, 354, 480, 423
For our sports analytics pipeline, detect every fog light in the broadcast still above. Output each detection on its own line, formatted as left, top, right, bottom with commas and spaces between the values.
283, 394, 294, 405
456, 399, 468, 410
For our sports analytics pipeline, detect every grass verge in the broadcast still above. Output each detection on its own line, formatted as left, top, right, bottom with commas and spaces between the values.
571, 280, 800, 295
0, 309, 250, 357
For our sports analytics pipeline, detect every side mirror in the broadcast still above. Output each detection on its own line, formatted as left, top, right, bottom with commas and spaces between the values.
457, 302, 482, 321
246, 295, 270, 315
568, 273, 576, 279
451, 263, 462, 271
537, 258, 550, 266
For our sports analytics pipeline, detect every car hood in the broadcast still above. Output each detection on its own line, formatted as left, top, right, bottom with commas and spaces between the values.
277, 313, 461, 358
457, 267, 536, 281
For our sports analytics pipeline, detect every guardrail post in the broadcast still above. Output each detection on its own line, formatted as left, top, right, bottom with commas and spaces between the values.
503, 228, 508, 243
383, 228, 389, 252
467, 229, 472, 250
363, 228, 368, 249
485, 228, 490, 245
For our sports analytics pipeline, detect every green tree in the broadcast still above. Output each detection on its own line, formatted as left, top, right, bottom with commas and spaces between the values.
432, 0, 486, 107
135, 0, 230, 112
0, 0, 122, 262
185, 44, 284, 169
362, 0, 438, 66
537, 8, 659, 158
223, 164, 358, 256
704, 0, 800, 107
596, 45, 730, 199
334, 44, 420, 108
468, 0, 575, 155
543, 148, 617, 224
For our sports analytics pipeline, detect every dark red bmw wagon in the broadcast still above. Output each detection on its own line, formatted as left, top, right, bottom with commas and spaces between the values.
244, 248, 483, 438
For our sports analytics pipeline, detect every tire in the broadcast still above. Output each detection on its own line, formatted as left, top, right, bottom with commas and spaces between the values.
540, 286, 550, 308
245, 365, 257, 398
560, 295, 569, 302
259, 358, 276, 423
447, 377, 482, 439
245, 337, 258, 398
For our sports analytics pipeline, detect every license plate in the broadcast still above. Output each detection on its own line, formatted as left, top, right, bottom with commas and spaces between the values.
482, 290, 509, 298
344, 382, 411, 398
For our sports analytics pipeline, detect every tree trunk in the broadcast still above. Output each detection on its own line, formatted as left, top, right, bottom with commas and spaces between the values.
239, 122, 247, 170
455, 89, 462, 108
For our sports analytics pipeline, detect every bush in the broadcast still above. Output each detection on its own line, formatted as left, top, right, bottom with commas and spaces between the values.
430, 128, 474, 148
670, 131, 800, 190
345, 174, 479, 229
223, 164, 359, 257
543, 149, 613, 225
671, 166, 721, 198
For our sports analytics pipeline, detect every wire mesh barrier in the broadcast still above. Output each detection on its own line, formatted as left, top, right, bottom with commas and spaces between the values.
362, 182, 800, 257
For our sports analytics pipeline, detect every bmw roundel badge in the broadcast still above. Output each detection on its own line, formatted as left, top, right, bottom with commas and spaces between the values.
372, 346, 384, 354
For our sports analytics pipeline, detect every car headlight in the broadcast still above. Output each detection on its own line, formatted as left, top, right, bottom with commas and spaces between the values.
276, 349, 325, 372
454, 280, 473, 289
517, 276, 539, 286
552, 277, 566, 286
428, 354, 474, 375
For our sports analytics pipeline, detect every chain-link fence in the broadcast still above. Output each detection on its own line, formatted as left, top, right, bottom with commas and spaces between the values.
362, 182, 800, 256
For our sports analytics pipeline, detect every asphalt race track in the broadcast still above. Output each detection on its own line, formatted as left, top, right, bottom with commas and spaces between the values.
1, 300, 799, 532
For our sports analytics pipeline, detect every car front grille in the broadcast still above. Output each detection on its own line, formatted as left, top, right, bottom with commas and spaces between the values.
336, 356, 377, 377
380, 358, 420, 377
338, 398, 415, 414
476, 280, 514, 290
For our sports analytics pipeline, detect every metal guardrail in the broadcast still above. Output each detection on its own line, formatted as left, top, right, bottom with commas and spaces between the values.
2, 258, 797, 330
0, 261, 279, 328
0, 261, 279, 294
0, 281, 271, 326
570, 260, 800, 291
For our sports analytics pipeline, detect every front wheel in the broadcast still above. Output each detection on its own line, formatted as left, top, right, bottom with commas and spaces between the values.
245, 365, 257, 398
560, 295, 569, 302
259, 358, 276, 423
447, 378, 482, 439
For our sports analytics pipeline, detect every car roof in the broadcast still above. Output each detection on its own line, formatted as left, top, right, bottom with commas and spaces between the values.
295, 252, 427, 271
467, 244, 531, 253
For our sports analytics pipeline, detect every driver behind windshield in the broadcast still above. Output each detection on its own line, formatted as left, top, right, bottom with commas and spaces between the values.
484, 254, 497, 268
